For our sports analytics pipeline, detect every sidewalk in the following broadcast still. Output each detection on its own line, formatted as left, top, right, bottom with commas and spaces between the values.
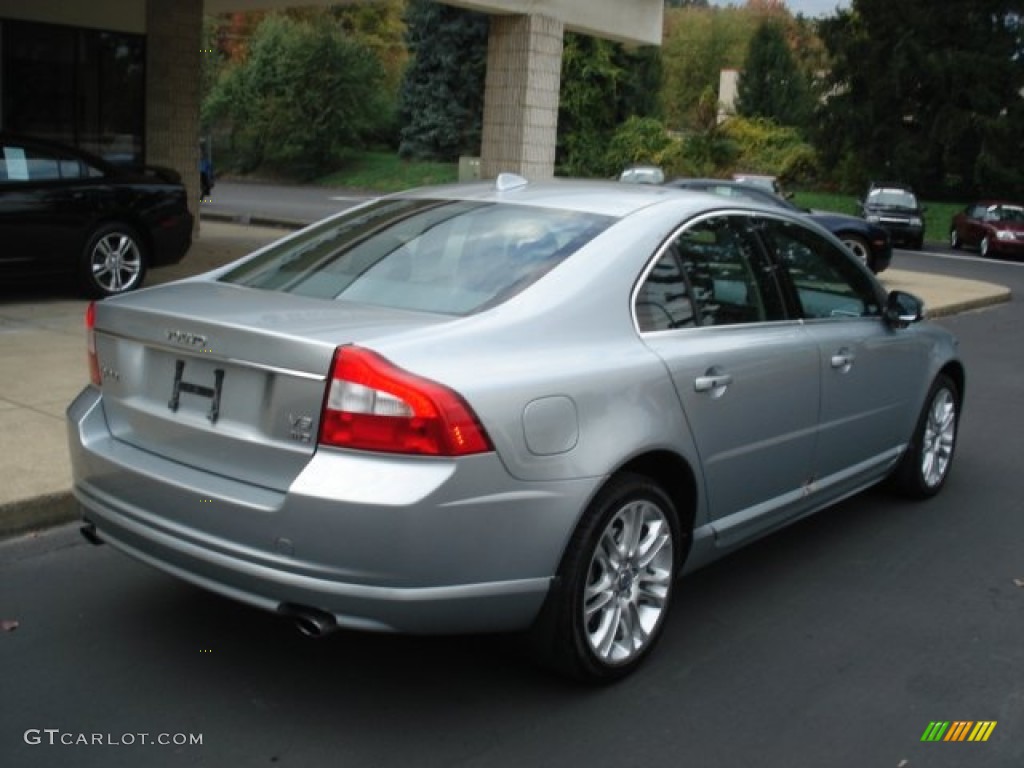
0, 221, 1012, 539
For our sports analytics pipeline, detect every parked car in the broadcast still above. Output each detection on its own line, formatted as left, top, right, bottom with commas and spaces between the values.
0, 133, 193, 296
950, 200, 1024, 259
732, 172, 787, 198
618, 164, 665, 185
69, 175, 963, 682
859, 182, 925, 250
666, 178, 893, 273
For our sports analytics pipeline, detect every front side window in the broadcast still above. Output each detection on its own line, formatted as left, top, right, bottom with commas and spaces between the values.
221, 199, 613, 315
636, 214, 786, 331
759, 218, 882, 320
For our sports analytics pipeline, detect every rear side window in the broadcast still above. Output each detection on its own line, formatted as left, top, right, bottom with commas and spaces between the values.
220, 199, 613, 315
0, 144, 90, 182
636, 214, 787, 331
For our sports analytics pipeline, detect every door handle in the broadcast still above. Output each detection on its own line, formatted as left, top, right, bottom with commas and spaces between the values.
694, 373, 733, 393
830, 349, 855, 370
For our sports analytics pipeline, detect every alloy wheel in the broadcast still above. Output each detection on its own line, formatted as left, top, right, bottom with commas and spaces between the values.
921, 386, 956, 489
90, 231, 143, 294
582, 498, 674, 665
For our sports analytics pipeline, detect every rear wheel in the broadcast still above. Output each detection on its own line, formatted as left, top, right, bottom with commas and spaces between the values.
890, 374, 959, 498
950, 228, 961, 249
81, 223, 147, 297
980, 236, 991, 258
530, 473, 680, 683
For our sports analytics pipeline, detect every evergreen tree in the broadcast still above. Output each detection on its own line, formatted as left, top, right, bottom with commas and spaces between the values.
816, 0, 1024, 197
735, 20, 811, 127
397, 0, 489, 161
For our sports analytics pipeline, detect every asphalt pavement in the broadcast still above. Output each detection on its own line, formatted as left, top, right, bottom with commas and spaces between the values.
0, 201, 1013, 540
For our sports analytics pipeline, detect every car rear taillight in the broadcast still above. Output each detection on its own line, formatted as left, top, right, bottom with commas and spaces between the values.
86, 301, 101, 387
319, 346, 492, 456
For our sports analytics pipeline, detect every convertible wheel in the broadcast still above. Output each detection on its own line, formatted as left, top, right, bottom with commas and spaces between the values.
82, 223, 147, 297
841, 235, 871, 269
530, 473, 679, 683
891, 374, 960, 498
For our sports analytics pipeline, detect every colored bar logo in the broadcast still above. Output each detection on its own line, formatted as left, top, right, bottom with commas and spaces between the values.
921, 721, 997, 742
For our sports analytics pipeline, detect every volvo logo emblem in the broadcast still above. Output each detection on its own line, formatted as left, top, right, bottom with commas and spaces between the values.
166, 329, 208, 348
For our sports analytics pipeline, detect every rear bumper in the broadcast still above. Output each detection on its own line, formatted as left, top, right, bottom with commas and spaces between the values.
67, 387, 594, 634
150, 209, 194, 267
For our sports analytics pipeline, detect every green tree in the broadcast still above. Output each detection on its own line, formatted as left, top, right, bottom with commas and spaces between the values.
203, 13, 388, 178
816, 0, 1024, 197
736, 21, 812, 127
397, 0, 489, 161
558, 33, 663, 176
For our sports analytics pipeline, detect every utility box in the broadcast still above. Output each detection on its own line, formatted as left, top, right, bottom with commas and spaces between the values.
458, 156, 482, 182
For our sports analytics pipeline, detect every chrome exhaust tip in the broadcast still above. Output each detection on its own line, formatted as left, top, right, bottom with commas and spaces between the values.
278, 603, 338, 638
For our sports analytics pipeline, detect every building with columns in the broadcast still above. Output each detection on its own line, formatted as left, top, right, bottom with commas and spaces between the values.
0, 0, 662, 223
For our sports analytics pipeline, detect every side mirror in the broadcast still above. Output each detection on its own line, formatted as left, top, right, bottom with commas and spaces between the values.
885, 290, 924, 329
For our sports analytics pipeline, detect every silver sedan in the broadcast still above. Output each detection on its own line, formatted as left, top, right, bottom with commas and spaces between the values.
67, 175, 964, 682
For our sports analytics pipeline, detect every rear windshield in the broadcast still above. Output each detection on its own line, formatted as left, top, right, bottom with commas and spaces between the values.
220, 198, 613, 315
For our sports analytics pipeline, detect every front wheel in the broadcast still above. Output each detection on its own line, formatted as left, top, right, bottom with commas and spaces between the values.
529, 473, 680, 683
980, 236, 990, 258
890, 374, 960, 498
950, 228, 961, 249
81, 223, 147, 297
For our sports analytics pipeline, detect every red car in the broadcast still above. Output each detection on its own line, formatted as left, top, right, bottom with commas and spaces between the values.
950, 201, 1024, 259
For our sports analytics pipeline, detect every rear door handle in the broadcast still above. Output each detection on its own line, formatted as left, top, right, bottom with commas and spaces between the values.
694, 373, 733, 393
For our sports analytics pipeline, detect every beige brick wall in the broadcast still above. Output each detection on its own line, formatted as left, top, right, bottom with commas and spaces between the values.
480, 14, 565, 180
145, 0, 202, 230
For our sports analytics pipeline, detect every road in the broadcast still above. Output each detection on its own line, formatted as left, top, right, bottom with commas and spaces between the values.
201, 180, 372, 225
1, 247, 1022, 768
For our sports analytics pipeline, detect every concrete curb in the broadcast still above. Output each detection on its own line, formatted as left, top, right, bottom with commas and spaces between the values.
199, 209, 306, 231
926, 290, 1013, 318
0, 491, 78, 540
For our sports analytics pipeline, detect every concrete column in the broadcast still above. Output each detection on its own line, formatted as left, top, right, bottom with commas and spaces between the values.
145, 0, 202, 231
480, 14, 564, 180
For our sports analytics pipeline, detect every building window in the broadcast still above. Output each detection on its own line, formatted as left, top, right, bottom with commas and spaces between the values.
1, 19, 145, 166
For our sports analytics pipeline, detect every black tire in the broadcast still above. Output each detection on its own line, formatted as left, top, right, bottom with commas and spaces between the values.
980, 236, 990, 258
950, 228, 961, 249
529, 473, 681, 683
890, 374, 960, 498
81, 222, 147, 297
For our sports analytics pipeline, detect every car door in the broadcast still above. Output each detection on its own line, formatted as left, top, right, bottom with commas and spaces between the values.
759, 218, 927, 495
637, 213, 821, 548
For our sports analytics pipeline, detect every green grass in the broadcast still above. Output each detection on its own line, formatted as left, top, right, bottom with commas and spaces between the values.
792, 190, 965, 246
317, 151, 458, 193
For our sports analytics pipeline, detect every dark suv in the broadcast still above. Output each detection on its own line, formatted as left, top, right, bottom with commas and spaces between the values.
859, 182, 926, 249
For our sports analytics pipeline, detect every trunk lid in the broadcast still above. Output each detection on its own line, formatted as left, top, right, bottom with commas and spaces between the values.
92, 281, 450, 490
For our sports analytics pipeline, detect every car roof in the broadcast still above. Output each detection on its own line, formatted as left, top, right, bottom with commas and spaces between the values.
396, 175, 713, 219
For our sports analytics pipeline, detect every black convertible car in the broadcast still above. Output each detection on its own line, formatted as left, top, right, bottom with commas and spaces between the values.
666, 178, 893, 274
0, 133, 193, 296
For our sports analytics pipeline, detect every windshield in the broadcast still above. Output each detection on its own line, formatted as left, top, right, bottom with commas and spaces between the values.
990, 205, 1024, 223
220, 199, 614, 315
867, 188, 919, 209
